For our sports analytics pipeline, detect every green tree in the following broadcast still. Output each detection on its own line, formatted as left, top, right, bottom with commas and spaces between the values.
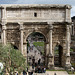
0, 44, 26, 74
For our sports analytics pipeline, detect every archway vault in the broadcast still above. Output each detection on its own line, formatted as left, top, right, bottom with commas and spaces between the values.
25, 31, 48, 43
26, 32, 47, 70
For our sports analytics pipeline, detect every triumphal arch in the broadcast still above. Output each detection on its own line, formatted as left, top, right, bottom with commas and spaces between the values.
0, 4, 72, 69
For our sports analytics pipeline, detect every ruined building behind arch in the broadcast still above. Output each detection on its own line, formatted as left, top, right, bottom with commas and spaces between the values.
0, 4, 72, 69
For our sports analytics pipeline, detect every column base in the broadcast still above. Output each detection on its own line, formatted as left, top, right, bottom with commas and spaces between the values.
65, 64, 71, 70
65, 54, 71, 70
48, 63, 54, 69
47, 54, 54, 69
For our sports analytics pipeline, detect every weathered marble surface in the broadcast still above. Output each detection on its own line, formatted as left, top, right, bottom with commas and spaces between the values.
0, 4, 72, 69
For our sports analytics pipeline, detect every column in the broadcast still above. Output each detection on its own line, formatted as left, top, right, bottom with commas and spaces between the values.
65, 25, 71, 69
48, 23, 54, 69
19, 23, 23, 55
23, 42, 27, 66
66, 25, 70, 56
49, 24, 53, 56
45, 43, 49, 67
2, 7, 7, 45
23, 42, 27, 57
2, 24, 6, 45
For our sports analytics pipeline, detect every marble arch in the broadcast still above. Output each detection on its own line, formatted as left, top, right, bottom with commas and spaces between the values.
0, 4, 72, 69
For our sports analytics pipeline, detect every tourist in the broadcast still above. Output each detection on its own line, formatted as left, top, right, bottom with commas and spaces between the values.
44, 67, 46, 73
41, 67, 44, 73
54, 73, 56, 75
38, 59, 41, 65
23, 70, 27, 75
32, 63, 34, 69
10, 72, 13, 75
32, 57, 35, 64
16, 72, 18, 75
32, 57, 35, 69
31, 71, 33, 75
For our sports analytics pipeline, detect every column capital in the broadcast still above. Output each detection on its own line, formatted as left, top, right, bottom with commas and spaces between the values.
47, 22, 53, 30
1, 22, 7, 25
2, 25, 6, 30
18, 22, 24, 30
49, 25, 53, 30
18, 22, 23, 25
67, 24, 71, 28
66, 25, 71, 32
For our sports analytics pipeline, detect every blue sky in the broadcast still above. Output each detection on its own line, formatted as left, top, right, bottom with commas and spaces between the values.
0, 0, 75, 17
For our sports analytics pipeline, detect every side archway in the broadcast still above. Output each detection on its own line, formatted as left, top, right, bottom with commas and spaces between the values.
54, 44, 63, 67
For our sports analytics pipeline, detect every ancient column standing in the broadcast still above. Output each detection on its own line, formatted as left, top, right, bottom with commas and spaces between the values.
2, 7, 7, 45
2, 25, 6, 45
65, 25, 71, 69
47, 23, 54, 69
49, 24, 53, 56
66, 25, 70, 56
20, 23, 24, 55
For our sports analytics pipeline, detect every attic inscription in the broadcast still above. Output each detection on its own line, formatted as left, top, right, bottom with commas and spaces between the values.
7, 9, 65, 21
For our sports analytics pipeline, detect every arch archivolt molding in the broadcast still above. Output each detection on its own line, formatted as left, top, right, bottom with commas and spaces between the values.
24, 31, 47, 42
53, 40, 64, 51
23, 28, 48, 43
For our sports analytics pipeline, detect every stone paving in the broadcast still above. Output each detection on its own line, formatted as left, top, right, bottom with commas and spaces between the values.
33, 71, 69, 75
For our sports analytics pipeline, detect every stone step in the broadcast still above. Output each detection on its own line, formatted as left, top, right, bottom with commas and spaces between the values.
54, 67, 65, 70
33, 71, 69, 75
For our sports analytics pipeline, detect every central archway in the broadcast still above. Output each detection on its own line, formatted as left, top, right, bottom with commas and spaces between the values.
26, 32, 46, 72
